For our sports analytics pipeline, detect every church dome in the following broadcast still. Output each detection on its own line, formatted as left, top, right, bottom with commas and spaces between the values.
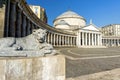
55, 20, 69, 26
53, 10, 86, 30
54, 20, 70, 30
55, 10, 85, 20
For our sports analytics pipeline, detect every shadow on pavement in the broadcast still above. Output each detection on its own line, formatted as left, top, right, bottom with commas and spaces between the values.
66, 57, 120, 78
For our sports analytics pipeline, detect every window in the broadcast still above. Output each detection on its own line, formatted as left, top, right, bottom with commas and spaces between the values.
34, 7, 38, 15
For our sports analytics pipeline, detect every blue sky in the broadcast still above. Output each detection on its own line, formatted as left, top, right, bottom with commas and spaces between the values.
27, 0, 120, 27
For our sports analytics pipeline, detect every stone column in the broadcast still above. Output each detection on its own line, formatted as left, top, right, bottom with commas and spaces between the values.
75, 37, 77, 46
64, 36, 66, 46
58, 35, 59, 46
16, 9, 22, 37
68, 36, 70, 46
99, 34, 102, 46
110, 39, 112, 46
82, 32, 84, 46
62, 36, 64, 46
76, 32, 81, 47
72, 37, 75, 46
92, 33, 94, 46
117, 39, 119, 46
4, 0, 11, 37
53, 34, 56, 46
56, 34, 58, 46
26, 20, 30, 35
49, 33, 51, 44
69, 37, 71, 46
51, 33, 53, 45
103, 39, 106, 46
95, 34, 96, 46
57, 34, 59, 46
79, 32, 81, 46
66, 36, 68, 46
30, 23, 33, 34
85, 33, 87, 46
96, 34, 98, 46
61, 35, 63, 46
104, 39, 106, 46
59, 35, 61, 46
47, 33, 50, 44
74, 37, 76, 46
70, 37, 72, 46
21, 15, 26, 37
9, 1, 17, 37
89, 33, 90, 46
98, 34, 100, 46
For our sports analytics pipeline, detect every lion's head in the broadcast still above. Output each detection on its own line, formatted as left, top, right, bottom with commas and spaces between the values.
32, 29, 47, 43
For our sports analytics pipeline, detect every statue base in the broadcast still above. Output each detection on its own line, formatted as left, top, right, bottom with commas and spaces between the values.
0, 54, 65, 80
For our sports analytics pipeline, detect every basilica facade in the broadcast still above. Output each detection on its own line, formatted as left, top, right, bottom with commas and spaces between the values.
53, 10, 103, 48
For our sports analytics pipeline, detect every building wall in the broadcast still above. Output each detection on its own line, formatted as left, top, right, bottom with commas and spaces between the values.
101, 24, 120, 36
101, 24, 120, 47
29, 5, 47, 23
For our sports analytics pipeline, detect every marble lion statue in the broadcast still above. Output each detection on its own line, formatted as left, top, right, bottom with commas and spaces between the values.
0, 29, 56, 56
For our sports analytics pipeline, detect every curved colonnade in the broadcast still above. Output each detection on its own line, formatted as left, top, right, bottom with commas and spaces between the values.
4, 0, 77, 47
102, 36, 120, 47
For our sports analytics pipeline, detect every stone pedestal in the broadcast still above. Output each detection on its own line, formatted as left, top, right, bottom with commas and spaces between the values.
0, 54, 65, 80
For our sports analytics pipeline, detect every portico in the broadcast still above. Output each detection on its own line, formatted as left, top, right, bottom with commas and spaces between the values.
76, 24, 102, 48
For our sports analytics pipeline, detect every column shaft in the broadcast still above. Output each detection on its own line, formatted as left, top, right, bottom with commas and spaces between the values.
85, 33, 87, 46
27, 20, 31, 35
82, 32, 84, 46
47, 33, 50, 44
79, 32, 81, 46
53, 34, 56, 46
16, 9, 22, 37
92, 33, 94, 46
21, 15, 26, 37
68, 36, 70, 46
62, 36, 64, 46
4, 0, 10, 37
95, 34, 96, 46
59, 35, 61, 46
51, 33, 53, 45
9, 2, 16, 37
56, 35, 58, 46
71, 37, 72, 46
89, 33, 90, 46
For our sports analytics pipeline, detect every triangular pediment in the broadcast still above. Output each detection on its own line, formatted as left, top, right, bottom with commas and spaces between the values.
81, 24, 99, 31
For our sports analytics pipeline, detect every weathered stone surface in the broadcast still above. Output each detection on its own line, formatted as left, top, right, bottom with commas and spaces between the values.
6, 59, 26, 80
0, 60, 5, 80
25, 59, 33, 80
41, 55, 65, 80
0, 55, 65, 80
32, 58, 43, 80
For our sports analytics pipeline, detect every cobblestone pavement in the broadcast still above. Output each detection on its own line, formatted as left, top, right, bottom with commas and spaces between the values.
56, 47, 120, 79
